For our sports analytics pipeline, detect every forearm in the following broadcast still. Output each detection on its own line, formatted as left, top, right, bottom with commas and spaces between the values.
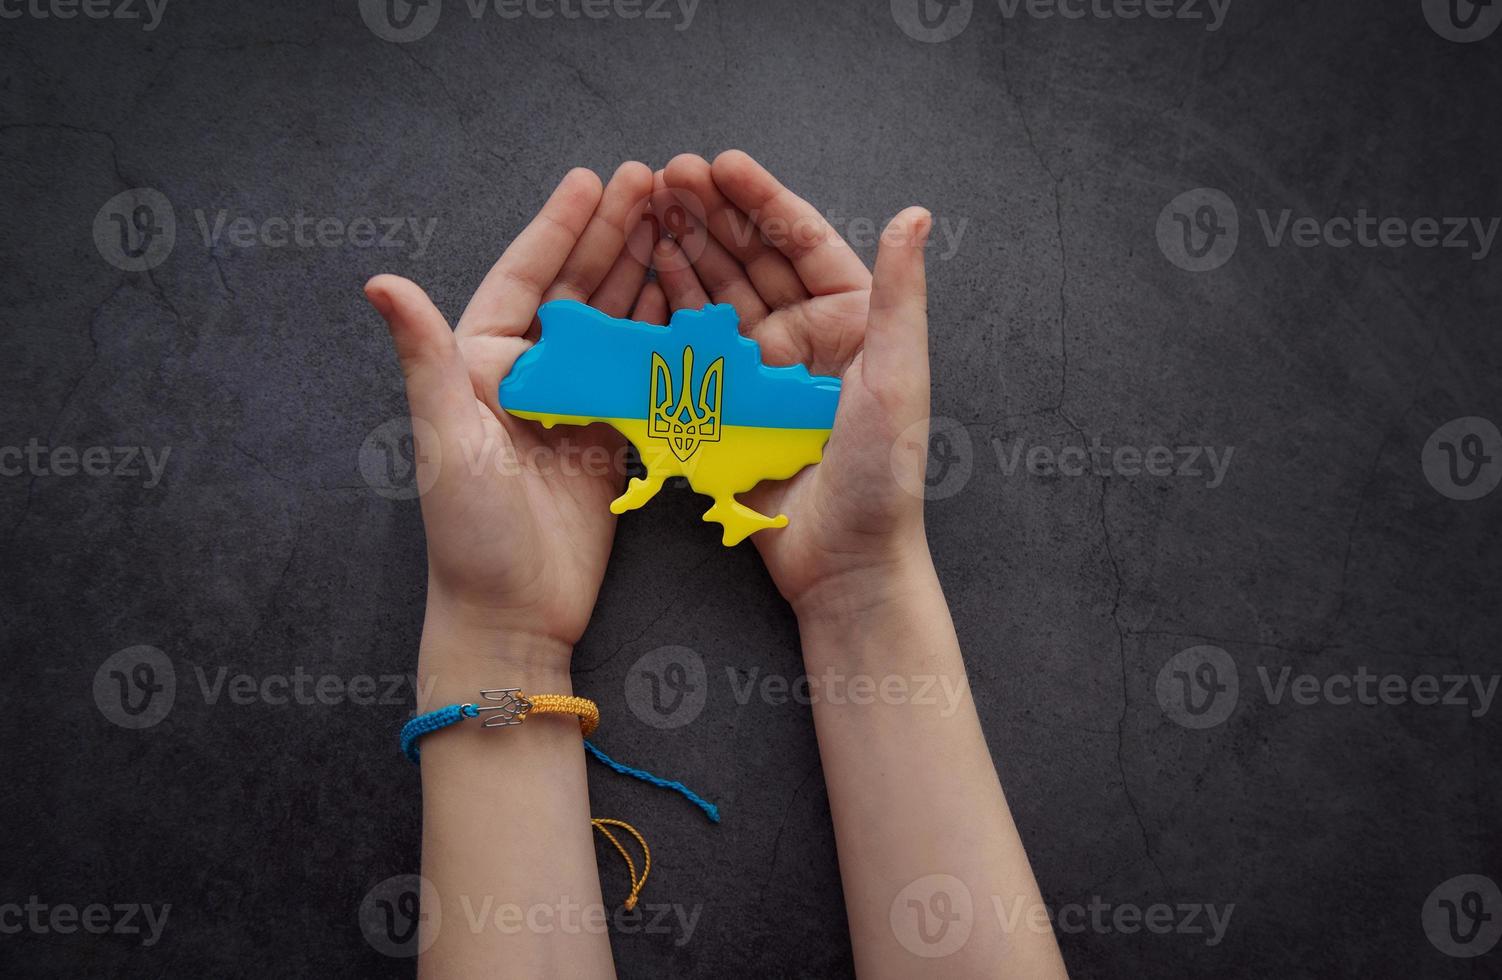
413, 592, 615, 978
794, 554, 1067, 979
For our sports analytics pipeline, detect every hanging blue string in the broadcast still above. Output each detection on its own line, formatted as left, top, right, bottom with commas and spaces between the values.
583, 739, 721, 824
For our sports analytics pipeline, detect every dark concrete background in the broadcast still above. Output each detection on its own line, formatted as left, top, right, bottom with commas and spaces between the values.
3, 0, 1500, 976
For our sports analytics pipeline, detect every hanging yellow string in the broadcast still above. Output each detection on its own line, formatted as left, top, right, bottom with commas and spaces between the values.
591, 818, 652, 911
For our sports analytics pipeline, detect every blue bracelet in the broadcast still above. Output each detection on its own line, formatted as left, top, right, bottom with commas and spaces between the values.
399, 703, 478, 764
400, 698, 720, 823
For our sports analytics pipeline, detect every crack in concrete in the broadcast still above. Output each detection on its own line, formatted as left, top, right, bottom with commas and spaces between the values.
1128, 629, 1322, 657
4, 277, 123, 544
756, 760, 823, 907
1325, 309, 1442, 648
394, 46, 523, 171
1099, 477, 1169, 890
231, 440, 367, 492
572, 548, 718, 675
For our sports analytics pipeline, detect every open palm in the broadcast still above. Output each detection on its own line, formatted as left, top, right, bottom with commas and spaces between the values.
655, 152, 935, 607
365, 163, 666, 646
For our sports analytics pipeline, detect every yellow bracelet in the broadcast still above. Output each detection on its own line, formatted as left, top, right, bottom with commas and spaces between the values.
467, 689, 644, 907
468, 688, 599, 738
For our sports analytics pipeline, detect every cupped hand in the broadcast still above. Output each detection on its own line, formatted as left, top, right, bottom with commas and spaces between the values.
365, 163, 663, 650
654, 151, 936, 610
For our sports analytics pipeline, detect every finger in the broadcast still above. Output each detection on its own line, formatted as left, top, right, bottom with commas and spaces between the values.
590, 213, 655, 317
862, 208, 931, 398
662, 152, 807, 309
631, 281, 668, 325
653, 237, 710, 312
711, 149, 870, 297
365, 274, 480, 438
459, 332, 533, 418
546, 161, 654, 304
456, 168, 603, 337
651, 167, 768, 322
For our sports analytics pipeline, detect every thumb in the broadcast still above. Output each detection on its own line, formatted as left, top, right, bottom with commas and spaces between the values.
861, 207, 932, 401
364, 274, 475, 435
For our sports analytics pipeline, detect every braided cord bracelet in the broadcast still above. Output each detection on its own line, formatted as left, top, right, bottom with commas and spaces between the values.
399, 687, 719, 909
399, 689, 599, 762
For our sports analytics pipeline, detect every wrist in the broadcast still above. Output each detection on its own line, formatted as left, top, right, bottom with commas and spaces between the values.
790, 541, 942, 641
417, 592, 574, 712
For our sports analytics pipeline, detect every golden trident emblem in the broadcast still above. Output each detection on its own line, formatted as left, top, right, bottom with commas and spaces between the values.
649, 346, 724, 462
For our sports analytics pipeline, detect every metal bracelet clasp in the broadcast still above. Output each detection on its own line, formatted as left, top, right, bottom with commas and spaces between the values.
467, 688, 533, 728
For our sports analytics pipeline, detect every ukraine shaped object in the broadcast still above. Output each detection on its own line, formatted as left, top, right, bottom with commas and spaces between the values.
499, 300, 841, 546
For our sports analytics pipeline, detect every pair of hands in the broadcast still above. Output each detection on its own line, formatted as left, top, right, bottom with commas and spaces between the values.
364, 151, 935, 662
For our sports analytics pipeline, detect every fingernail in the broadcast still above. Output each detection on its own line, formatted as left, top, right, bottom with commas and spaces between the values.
365, 283, 393, 317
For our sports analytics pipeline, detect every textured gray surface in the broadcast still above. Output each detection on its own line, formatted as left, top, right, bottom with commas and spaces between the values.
3, 0, 1501, 976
